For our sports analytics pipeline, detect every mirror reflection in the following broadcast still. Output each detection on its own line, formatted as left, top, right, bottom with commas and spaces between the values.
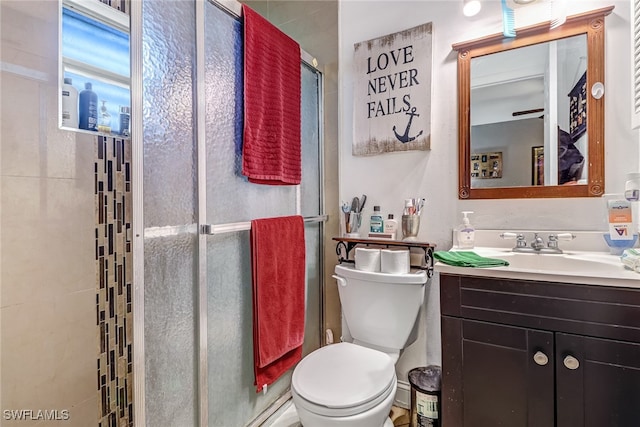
470, 34, 587, 189
60, 0, 130, 136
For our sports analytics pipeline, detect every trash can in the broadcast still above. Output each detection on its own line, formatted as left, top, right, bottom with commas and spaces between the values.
408, 365, 441, 427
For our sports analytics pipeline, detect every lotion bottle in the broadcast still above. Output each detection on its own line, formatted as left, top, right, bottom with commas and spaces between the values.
384, 214, 398, 239
456, 211, 475, 249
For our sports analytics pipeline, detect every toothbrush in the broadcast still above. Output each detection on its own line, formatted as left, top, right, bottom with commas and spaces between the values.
341, 202, 351, 230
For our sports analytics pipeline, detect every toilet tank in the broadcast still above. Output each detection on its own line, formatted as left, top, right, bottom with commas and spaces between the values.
334, 264, 427, 351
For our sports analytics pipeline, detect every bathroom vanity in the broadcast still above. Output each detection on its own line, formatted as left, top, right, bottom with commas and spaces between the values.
437, 232, 640, 427
440, 273, 640, 427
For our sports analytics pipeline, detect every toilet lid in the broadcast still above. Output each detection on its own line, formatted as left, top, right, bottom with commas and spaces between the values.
292, 342, 396, 409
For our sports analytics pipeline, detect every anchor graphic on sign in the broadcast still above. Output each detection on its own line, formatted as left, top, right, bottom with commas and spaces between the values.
393, 107, 423, 143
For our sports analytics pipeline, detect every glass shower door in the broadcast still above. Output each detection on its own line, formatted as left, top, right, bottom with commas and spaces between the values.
203, 2, 323, 426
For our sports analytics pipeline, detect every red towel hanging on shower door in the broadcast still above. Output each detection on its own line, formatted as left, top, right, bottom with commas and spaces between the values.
250, 215, 306, 392
241, 4, 302, 186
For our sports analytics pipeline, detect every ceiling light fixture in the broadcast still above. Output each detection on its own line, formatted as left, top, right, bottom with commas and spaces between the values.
463, 0, 482, 17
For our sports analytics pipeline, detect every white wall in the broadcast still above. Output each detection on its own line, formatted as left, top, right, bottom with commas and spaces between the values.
339, 0, 637, 397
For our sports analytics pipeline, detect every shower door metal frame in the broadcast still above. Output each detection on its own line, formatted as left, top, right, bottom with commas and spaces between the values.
130, 0, 145, 425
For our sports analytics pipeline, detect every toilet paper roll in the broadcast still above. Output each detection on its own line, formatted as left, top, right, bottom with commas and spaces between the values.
355, 248, 381, 272
410, 252, 425, 268
380, 249, 410, 274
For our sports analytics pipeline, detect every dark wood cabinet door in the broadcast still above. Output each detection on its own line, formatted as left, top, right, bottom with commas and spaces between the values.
442, 316, 554, 427
556, 333, 640, 427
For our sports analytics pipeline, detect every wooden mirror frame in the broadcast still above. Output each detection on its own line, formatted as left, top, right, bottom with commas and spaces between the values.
453, 6, 614, 199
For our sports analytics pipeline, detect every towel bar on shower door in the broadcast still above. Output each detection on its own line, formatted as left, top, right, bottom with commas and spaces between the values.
201, 215, 328, 235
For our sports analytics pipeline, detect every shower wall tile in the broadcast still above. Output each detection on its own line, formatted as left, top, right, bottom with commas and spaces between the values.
323, 85, 341, 340
95, 135, 133, 427
66, 396, 101, 427
0, 175, 94, 308
0, 1, 57, 61
278, 7, 338, 67
0, 76, 89, 180
246, 1, 325, 26
1, 69, 47, 178
1, 290, 95, 425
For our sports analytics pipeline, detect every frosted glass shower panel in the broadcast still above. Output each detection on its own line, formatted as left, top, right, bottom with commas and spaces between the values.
142, 1, 199, 425
142, 0, 197, 228
206, 232, 292, 426
204, 2, 296, 225
302, 222, 321, 356
144, 234, 198, 427
300, 64, 322, 217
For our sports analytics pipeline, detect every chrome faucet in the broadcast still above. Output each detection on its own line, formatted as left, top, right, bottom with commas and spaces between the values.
531, 233, 545, 250
502, 232, 576, 254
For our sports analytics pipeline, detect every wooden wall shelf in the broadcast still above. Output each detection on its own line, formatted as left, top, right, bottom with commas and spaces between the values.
332, 236, 436, 277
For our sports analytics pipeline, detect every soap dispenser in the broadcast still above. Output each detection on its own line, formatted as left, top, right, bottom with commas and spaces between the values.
457, 211, 475, 249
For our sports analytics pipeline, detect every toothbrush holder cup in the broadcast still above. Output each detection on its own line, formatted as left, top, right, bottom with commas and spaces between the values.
345, 212, 362, 236
402, 214, 420, 240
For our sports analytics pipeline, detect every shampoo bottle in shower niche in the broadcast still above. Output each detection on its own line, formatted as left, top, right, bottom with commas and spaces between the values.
119, 106, 131, 137
98, 100, 112, 134
61, 77, 78, 128
79, 82, 98, 131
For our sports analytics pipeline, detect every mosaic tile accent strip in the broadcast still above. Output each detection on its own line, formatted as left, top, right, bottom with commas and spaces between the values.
96, 135, 133, 427
96, 3, 131, 426
98, 0, 130, 15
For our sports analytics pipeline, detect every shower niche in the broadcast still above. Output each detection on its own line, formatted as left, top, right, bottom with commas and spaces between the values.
59, 0, 130, 137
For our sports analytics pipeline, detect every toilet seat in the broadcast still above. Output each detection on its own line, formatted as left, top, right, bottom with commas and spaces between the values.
292, 342, 396, 417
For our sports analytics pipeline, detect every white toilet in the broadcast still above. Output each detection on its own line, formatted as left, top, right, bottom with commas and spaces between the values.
291, 263, 428, 427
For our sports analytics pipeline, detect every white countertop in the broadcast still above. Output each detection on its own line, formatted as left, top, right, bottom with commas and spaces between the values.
435, 230, 640, 288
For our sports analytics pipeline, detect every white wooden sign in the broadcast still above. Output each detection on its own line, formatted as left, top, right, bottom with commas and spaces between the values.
353, 22, 432, 156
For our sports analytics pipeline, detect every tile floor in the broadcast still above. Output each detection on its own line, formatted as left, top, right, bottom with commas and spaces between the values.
268, 402, 410, 427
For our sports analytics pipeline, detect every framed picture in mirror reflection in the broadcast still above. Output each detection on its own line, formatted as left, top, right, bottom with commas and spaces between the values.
569, 71, 587, 141
471, 152, 502, 179
532, 146, 544, 186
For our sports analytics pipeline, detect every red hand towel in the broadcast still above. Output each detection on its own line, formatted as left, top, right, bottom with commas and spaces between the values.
251, 215, 306, 392
242, 5, 302, 186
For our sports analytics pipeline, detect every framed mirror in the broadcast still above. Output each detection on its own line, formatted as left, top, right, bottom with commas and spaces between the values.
453, 6, 613, 199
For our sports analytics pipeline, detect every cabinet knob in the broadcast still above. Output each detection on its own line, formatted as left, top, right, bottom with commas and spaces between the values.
563, 355, 580, 370
533, 351, 549, 366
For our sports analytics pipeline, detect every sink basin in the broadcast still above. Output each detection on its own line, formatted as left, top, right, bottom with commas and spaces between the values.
488, 251, 620, 274
435, 247, 639, 288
